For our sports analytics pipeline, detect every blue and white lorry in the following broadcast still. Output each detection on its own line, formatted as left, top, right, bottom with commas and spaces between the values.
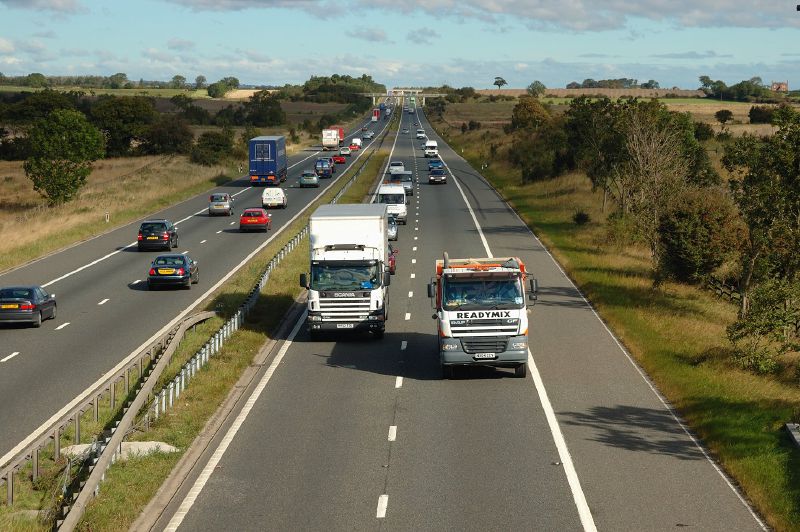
248, 136, 287, 186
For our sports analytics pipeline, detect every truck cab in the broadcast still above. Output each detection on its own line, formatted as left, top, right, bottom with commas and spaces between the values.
376, 184, 408, 225
428, 253, 538, 378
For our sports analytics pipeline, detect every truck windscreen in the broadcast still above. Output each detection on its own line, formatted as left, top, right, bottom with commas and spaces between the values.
311, 262, 382, 290
379, 194, 405, 205
443, 278, 523, 311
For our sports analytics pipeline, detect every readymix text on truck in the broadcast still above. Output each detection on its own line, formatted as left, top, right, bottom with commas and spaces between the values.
248, 136, 287, 186
428, 253, 537, 378
300, 204, 393, 338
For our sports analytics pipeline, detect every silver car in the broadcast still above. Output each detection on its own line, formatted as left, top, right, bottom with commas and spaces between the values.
387, 215, 398, 241
208, 193, 234, 216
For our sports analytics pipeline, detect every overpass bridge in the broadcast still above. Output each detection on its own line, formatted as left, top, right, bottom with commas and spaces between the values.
361, 88, 446, 106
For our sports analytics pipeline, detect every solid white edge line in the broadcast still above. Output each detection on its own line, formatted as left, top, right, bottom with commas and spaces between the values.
528, 349, 597, 531
429, 106, 595, 530
54, 322, 70, 331
0, 121, 394, 470
216, 230, 222, 234
388, 425, 397, 442
98, 298, 109, 305
1, 352, 20, 363
395, 376, 403, 388
376, 494, 389, 519
163, 311, 306, 532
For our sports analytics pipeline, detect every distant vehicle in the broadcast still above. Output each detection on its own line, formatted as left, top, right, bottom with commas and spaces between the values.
351, 137, 363, 150
388, 244, 397, 274
239, 208, 272, 232
332, 125, 345, 146
416, 129, 426, 139
428, 158, 444, 171
379, 102, 386, 112
332, 154, 346, 164
0, 285, 56, 327
249, 136, 287, 185
315, 159, 333, 178
299, 171, 320, 188
362, 125, 369, 131
208, 192, 234, 216
429, 168, 447, 184
138, 219, 178, 251
339, 146, 352, 156
376, 184, 407, 225
424, 140, 439, 158
322, 128, 340, 151
398, 171, 414, 196
388, 161, 405, 175
261, 187, 287, 209
387, 215, 398, 241
147, 254, 199, 290
407, 108, 414, 114
401, 128, 409, 134
363, 131, 375, 139
372, 108, 380, 122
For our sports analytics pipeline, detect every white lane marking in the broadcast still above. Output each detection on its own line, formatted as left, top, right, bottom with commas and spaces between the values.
412, 246, 417, 251
229, 221, 235, 225
410, 273, 415, 279
98, 298, 109, 306
164, 312, 306, 531
411, 259, 416, 264
408, 291, 413, 298
182, 251, 189, 255
131, 279, 142, 285
216, 230, 222, 234
1, 352, 20, 363
388, 425, 397, 442
200, 240, 207, 244
395, 376, 403, 388
42, 244, 135, 287
404, 313, 411, 320
414, 236, 418, 241
55, 322, 70, 331
400, 341, 407, 350
414, 227, 419, 231
376, 494, 389, 519
527, 349, 596, 531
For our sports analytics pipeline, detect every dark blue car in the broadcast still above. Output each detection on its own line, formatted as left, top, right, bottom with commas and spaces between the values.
0, 285, 56, 327
428, 159, 444, 171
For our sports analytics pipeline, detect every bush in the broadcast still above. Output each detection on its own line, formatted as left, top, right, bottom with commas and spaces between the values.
191, 130, 233, 166
657, 187, 743, 282
468, 120, 481, 131
142, 116, 193, 154
605, 211, 637, 247
572, 210, 590, 225
748, 105, 775, 124
508, 119, 570, 183
693, 121, 714, 142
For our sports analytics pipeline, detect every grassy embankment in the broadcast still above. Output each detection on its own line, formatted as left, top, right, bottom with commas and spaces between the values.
430, 103, 800, 531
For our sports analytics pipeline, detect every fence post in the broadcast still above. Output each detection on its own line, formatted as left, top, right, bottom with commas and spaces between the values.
6, 470, 13, 505
74, 414, 81, 445
32, 449, 39, 481
53, 427, 60, 461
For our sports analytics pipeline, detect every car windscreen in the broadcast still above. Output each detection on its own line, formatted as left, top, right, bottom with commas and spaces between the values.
0, 288, 33, 299
379, 194, 405, 204
311, 262, 381, 291
141, 223, 166, 232
442, 278, 523, 311
243, 211, 262, 217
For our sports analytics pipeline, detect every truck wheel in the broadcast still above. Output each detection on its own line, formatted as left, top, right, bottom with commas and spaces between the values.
515, 364, 527, 378
442, 364, 454, 379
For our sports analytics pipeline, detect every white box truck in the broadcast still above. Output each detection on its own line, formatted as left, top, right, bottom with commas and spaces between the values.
321, 128, 340, 151
424, 140, 438, 157
376, 184, 408, 225
427, 253, 538, 378
300, 204, 392, 338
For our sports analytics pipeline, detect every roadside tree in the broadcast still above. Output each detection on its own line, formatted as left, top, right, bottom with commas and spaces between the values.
493, 77, 507, 90
170, 75, 187, 89
90, 95, 156, 156
195, 75, 206, 90
526, 81, 546, 97
23, 109, 105, 205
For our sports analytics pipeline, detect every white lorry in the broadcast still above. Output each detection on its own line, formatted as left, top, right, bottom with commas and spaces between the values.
300, 204, 392, 338
376, 184, 407, 225
321, 128, 340, 151
424, 140, 438, 157
427, 253, 538, 378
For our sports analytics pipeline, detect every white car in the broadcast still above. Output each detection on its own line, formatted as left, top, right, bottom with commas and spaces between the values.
388, 161, 405, 175
416, 129, 426, 139
339, 146, 351, 156
261, 187, 287, 209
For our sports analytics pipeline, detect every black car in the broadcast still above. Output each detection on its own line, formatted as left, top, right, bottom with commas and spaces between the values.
147, 254, 199, 290
429, 168, 447, 184
138, 219, 178, 251
0, 285, 57, 327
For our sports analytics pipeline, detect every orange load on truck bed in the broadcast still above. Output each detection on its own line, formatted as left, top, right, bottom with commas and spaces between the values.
435, 256, 526, 277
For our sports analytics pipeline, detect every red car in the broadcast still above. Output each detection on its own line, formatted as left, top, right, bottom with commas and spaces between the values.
388, 245, 397, 275
349, 143, 360, 151
239, 208, 272, 232
332, 154, 346, 164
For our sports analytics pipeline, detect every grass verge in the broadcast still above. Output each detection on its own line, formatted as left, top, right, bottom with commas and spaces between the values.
430, 117, 800, 531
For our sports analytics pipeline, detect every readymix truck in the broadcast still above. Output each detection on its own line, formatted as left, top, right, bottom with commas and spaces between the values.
248, 136, 287, 185
427, 253, 537, 378
300, 204, 393, 338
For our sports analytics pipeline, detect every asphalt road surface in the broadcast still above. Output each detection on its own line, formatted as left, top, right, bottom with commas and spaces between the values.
156, 107, 765, 531
0, 114, 392, 459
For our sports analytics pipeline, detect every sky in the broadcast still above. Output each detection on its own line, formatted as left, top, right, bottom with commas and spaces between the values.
1, 0, 800, 90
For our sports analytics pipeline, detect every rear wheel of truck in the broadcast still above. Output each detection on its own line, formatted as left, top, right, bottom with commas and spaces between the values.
515, 363, 527, 378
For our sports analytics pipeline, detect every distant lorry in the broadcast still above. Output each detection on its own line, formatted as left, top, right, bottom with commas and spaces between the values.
427, 253, 538, 379
300, 204, 392, 338
372, 108, 380, 122
376, 183, 407, 225
249, 136, 287, 186
322, 128, 340, 151
332, 125, 345, 146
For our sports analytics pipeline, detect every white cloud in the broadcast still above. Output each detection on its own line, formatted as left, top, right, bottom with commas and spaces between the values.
406, 28, 438, 45
0, 38, 14, 54
346, 28, 389, 42
0, 0, 84, 13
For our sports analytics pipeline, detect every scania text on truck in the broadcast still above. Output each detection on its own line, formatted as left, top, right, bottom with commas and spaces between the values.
372, 108, 380, 122
248, 136, 287, 186
322, 128, 340, 151
427, 253, 538, 379
300, 204, 393, 339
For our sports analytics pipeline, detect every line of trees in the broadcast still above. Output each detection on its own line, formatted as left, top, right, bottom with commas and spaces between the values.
698, 75, 783, 102
565, 78, 660, 90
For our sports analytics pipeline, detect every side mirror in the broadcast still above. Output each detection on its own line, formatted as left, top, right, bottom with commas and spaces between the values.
528, 278, 538, 301
427, 282, 435, 298
406, 199, 410, 205
384, 272, 391, 286
299, 273, 308, 288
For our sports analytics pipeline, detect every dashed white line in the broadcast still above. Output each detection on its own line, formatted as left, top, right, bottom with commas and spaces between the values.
98, 298, 109, 305
411, 259, 416, 264
408, 291, 413, 298
388, 425, 397, 441
410, 273, 416, 279
400, 341, 407, 350
229, 221, 235, 225
376, 494, 389, 519
216, 230, 222, 234
55, 322, 70, 331
181, 251, 189, 255
132, 279, 142, 285
412, 246, 417, 251
404, 312, 411, 320
395, 376, 403, 388
414, 227, 419, 231
1, 352, 20, 363
200, 239, 207, 244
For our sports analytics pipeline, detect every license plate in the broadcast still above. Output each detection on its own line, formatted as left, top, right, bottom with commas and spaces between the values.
474, 353, 496, 359
336, 323, 355, 329
158, 268, 175, 275
1, 304, 18, 309
147, 236, 158, 240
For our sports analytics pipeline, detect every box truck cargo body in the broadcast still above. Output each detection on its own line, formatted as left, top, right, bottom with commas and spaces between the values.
248, 136, 287, 186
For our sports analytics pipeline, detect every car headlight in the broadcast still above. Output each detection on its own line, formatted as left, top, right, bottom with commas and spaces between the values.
308, 315, 322, 322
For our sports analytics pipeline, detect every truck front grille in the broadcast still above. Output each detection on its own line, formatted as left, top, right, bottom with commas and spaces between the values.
319, 297, 371, 321
461, 337, 509, 354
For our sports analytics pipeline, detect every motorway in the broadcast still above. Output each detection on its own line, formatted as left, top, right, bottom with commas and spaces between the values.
154, 107, 765, 531
0, 115, 392, 459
